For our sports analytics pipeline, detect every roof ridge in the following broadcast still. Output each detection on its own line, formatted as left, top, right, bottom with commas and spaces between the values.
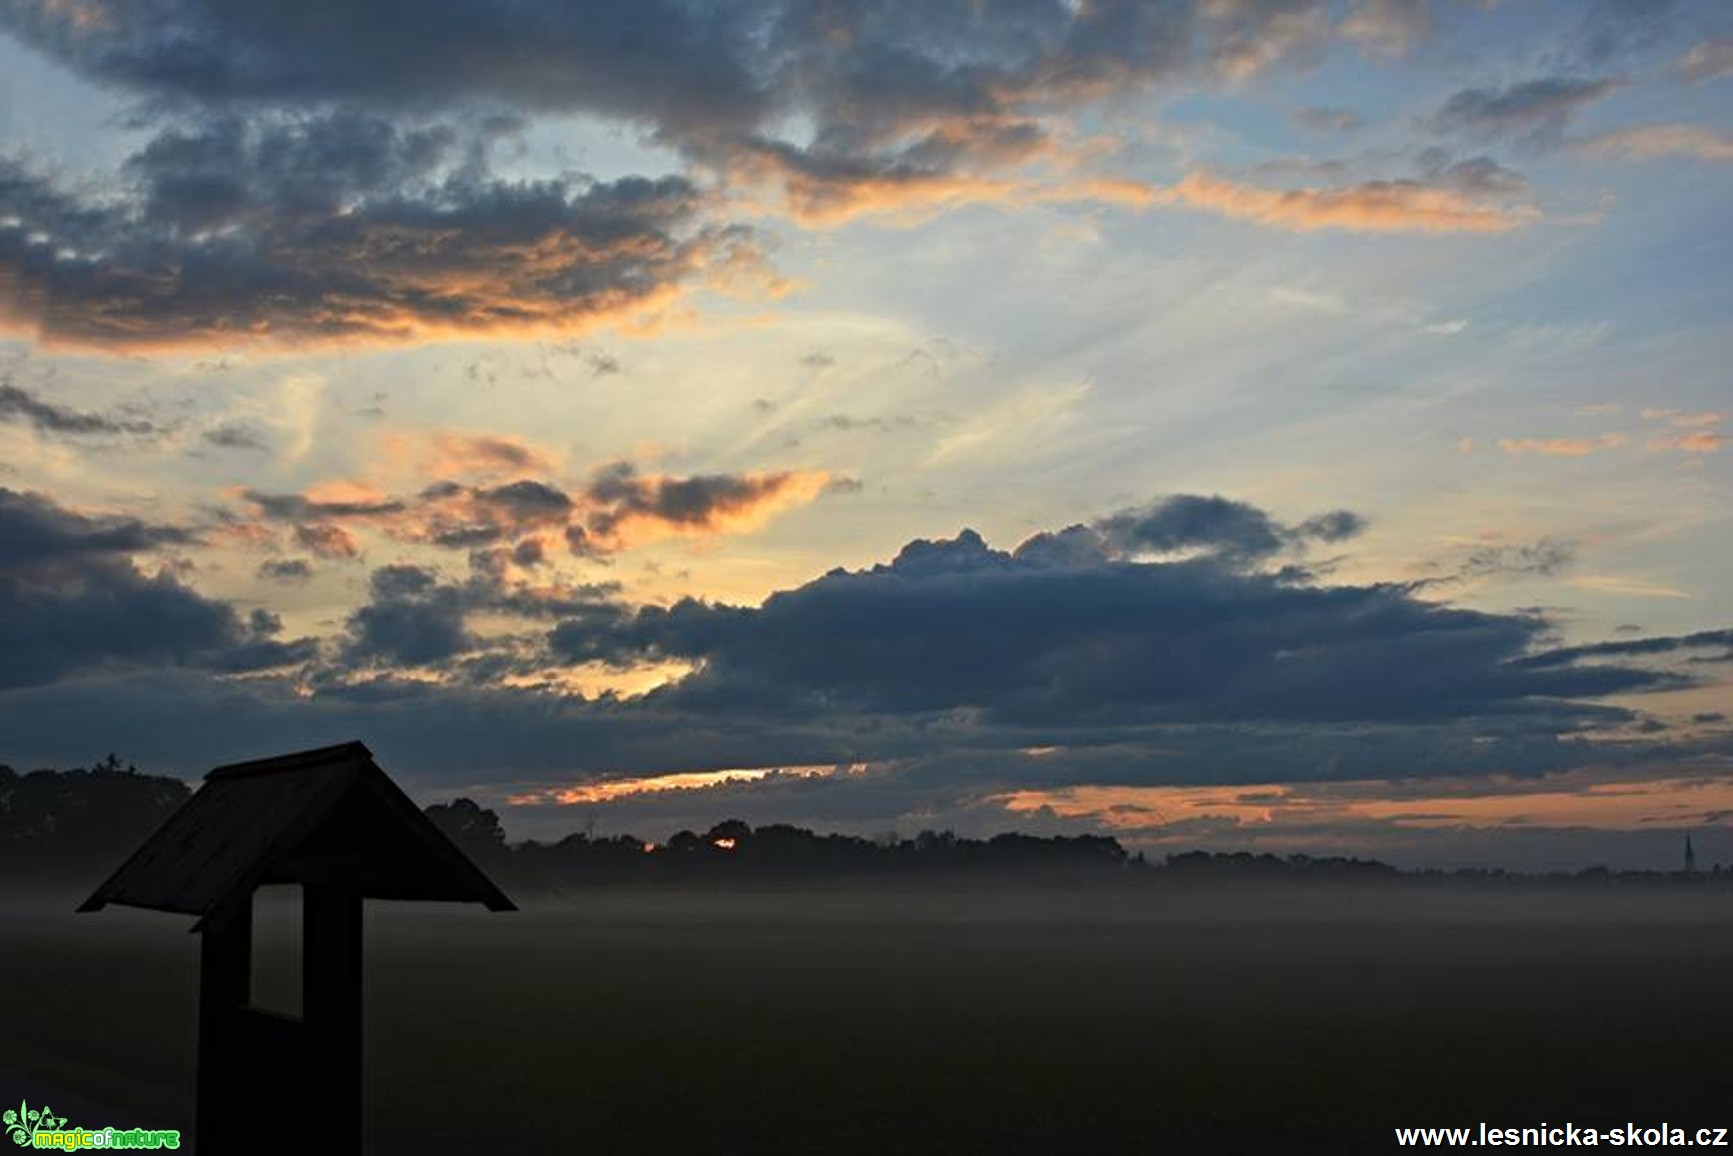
206, 741, 373, 781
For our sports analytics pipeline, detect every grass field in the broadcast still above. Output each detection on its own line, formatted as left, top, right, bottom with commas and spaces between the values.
2, 886, 1729, 1154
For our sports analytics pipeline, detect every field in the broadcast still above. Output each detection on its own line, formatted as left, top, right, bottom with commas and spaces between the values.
2, 886, 1729, 1154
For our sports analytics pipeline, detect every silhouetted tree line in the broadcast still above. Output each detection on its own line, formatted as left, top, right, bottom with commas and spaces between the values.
0, 756, 191, 886
4, 762, 1725, 893
425, 802, 1135, 889
425, 799, 1732, 892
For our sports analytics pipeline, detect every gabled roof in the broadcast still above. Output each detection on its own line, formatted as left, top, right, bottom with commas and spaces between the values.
79, 741, 514, 925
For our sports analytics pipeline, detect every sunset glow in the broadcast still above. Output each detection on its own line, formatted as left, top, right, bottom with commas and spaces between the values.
0, 0, 1728, 870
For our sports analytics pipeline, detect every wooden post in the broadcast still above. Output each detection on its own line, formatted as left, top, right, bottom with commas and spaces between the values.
305, 883, 363, 1154
196, 897, 251, 1154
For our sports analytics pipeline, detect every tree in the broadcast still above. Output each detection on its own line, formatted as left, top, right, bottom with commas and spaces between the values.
424, 798, 507, 861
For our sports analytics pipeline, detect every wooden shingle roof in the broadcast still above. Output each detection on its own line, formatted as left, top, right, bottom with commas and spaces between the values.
79, 741, 514, 924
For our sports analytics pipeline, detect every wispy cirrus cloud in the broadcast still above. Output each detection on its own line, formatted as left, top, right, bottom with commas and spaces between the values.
1499, 434, 1630, 456
1675, 38, 1733, 84
1576, 124, 1733, 162
1155, 170, 1536, 233
1643, 408, 1724, 453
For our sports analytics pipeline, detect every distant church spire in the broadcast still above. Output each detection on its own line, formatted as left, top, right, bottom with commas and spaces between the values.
1685, 834, 1697, 874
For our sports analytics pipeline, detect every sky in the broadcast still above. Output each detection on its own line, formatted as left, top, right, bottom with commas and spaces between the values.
0, 0, 1729, 870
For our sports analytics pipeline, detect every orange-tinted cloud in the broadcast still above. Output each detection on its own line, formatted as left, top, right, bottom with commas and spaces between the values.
235, 460, 835, 559
1641, 409, 1723, 454
506, 764, 841, 806
0, 122, 766, 352
1649, 431, 1724, 454
995, 770, 1733, 837
426, 433, 560, 479
1498, 434, 1629, 456
584, 462, 834, 549
1158, 170, 1536, 233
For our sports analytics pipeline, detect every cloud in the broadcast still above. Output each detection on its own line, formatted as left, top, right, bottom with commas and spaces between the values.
338, 558, 629, 671
0, 2, 1339, 138
1453, 538, 1577, 581
1155, 170, 1535, 233
0, 497, 1724, 837
1576, 124, 1733, 162
546, 510, 1683, 730
0, 379, 158, 437
1648, 430, 1723, 453
1430, 77, 1620, 139
1339, 0, 1432, 58
1642, 408, 1721, 427
233, 458, 835, 561
1512, 629, 1733, 670
0, 1, 1397, 267
582, 461, 833, 546
1418, 153, 1530, 197
1294, 107, 1366, 132
424, 433, 558, 478
0, 1, 1574, 328
293, 523, 362, 560
256, 558, 314, 583
342, 564, 477, 667
1079, 493, 1363, 566
1675, 38, 1733, 84
1498, 434, 1629, 455
0, 487, 316, 687
243, 488, 405, 521
202, 423, 270, 451
1641, 408, 1723, 453
0, 115, 765, 350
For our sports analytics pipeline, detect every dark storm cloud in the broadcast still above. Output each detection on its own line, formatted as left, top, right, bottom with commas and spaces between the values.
0, 116, 757, 349
340, 558, 629, 670
547, 513, 1683, 728
0, 492, 1718, 814
1094, 494, 1291, 561
0, 487, 315, 686
0, 486, 192, 561
1429, 77, 1621, 139
342, 564, 476, 666
0, 380, 159, 436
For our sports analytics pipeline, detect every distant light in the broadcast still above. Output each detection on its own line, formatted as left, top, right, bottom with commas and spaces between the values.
714, 837, 737, 850
642, 842, 657, 854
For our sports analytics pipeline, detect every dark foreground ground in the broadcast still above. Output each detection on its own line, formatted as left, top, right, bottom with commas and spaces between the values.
1, 885, 1728, 1154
